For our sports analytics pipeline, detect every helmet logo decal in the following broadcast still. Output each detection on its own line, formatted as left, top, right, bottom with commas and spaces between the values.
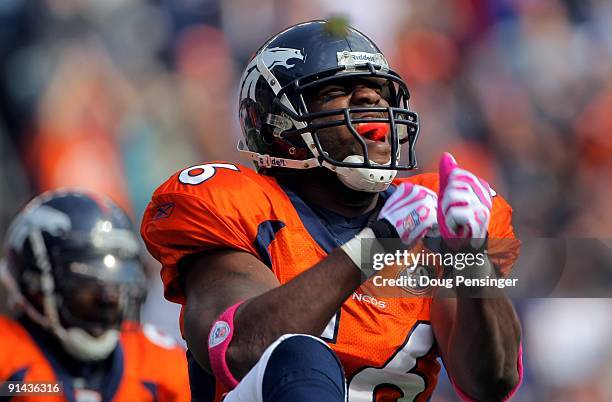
8, 206, 71, 250
240, 47, 304, 101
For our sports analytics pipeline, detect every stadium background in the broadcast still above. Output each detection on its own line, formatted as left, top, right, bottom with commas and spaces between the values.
1, 0, 611, 400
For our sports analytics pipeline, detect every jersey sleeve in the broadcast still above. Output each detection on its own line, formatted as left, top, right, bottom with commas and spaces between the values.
396, 173, 521, 276
141, 163, 271, 304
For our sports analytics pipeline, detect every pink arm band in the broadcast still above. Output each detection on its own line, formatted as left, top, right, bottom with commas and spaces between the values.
451, 343, 524, 401
208, 301, 244, 389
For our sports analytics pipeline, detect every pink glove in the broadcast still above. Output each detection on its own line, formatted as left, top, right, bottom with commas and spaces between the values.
377, 182, 438, 247
437, 153, 492, 250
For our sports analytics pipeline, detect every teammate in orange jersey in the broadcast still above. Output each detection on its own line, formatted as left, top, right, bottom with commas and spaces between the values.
141, 20, 522, 401
0, 190, 190, 402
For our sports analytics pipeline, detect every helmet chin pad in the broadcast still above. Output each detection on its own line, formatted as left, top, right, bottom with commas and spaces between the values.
334, 155, 397, 193
54, 326, 119, 362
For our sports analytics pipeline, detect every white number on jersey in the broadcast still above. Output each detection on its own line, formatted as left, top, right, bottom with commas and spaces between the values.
347, 322, 435, 401
178, 163, 239, 185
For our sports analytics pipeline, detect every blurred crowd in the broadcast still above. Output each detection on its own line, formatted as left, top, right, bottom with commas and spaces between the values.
1, 0, 611, 400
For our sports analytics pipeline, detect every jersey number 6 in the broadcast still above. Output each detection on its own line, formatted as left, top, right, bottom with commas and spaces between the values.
323, 314, 435, 401
178, 163, 239, 185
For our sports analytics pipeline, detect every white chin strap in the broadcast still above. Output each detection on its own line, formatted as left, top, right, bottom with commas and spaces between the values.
333, 155, 397, 193
53, 326, 120, 362
239, 140, 397, 193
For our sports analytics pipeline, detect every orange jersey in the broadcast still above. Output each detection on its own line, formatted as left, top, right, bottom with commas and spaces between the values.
0, 316, 190, 402
141, 162, 519, 401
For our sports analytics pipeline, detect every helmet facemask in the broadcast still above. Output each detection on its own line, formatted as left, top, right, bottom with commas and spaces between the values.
50, 254, 144, 362
28, 230, 144, 362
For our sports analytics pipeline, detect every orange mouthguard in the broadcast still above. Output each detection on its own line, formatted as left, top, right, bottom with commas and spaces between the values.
355, 122, 389, 141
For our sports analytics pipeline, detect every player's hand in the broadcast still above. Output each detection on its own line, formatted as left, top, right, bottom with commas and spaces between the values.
374, 182, 439, 247
437, 152, 492, 250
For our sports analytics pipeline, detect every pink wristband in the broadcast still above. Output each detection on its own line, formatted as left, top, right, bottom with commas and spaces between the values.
208, 301, 244, 389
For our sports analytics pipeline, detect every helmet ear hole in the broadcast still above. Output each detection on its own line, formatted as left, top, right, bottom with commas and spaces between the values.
241, 100, 268, 148
262, 128, 275, 145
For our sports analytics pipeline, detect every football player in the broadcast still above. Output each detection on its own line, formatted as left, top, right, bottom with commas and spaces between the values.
141, 20, 522, 401
0, 190, 190, 402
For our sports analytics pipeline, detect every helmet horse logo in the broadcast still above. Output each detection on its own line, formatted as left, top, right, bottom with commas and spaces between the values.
240, 47, 305, 101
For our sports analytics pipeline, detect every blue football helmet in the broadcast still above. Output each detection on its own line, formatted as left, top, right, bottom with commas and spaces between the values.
238, 19, 420, 192
1, 189, 146, 361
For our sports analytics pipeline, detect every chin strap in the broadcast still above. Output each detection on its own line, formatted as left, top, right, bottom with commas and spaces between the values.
238, 140, 397, 193
238, 140, 320, 169
333, 155, 397, 193
54, 326, 119, 362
